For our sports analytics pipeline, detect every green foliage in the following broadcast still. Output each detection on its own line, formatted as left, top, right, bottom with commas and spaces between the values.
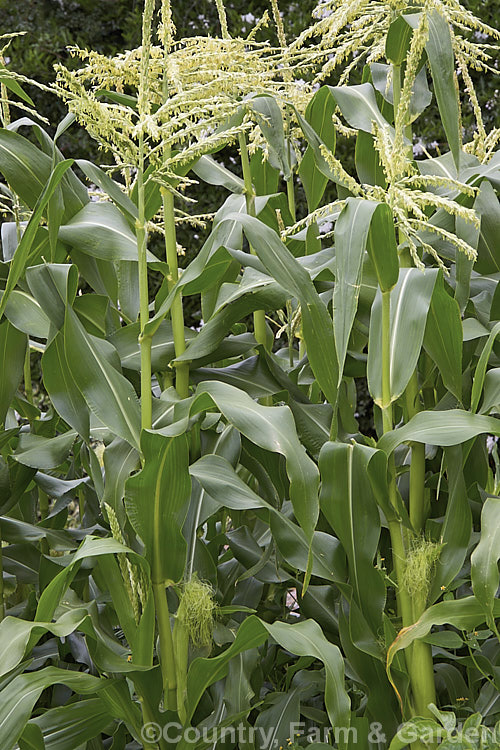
0, 1, 499, 749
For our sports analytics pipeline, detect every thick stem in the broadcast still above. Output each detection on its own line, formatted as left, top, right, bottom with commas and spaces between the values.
152, 582, 178, 711
411, 640, 437, 718
400, 234, 427, 534
392, 65, 436, 738
173, 616, 189, 724
136, 1, 177, 730
137, 133, 153, 431
410, 591, 437, 719
238, 132, 270, 352
381, 291, 412, 628
162, 186, 189, 399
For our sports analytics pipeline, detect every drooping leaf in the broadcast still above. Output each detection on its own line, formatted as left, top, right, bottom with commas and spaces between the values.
223, 214, 339, 408
76, 159, 138, 221
26, 263, 78, 330
62, 308, 141, 449
379, 409, 500, 454
189, 454, 346, 583
196, 381, 319, 542
0, 160, 74, 320
0, 610, 88, 681
3, 290, 50, 339
387, 596, 500, 676
186, 616, 349, 728
0, 666, 142, 750
42, 331, 91, 440
192, 155, 245, 193
330, 83, 394, 136
13, 431, 77, 470
30, 698, 112, 750
0, 129, 53, 209
59, 202, 146, 262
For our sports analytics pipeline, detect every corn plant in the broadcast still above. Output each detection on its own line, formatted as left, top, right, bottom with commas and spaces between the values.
0, 1, 499, 749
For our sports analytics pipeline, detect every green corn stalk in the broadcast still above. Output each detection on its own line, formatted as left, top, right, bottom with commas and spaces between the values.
238, 131, 270, 353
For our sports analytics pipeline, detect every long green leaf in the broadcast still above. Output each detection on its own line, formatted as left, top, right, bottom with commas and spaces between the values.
125, 432, 191, 584
4, 290, 50, 339
63, 308, 141, 449
0, 609, 88, 680
429, 446, 472, 603
0, 319, 27, 425
76, 159, 138, 220
330, 83, 393, 136
471, 496, 500, 632
319, 441, 386, 633
471, 321, 500, 413
30, 699, 112, 750
196, 381, 319, 541
387, 596, 500, 675
186, 616, 349, 728
423, 274, 463, 401
0, 128, 52, 209
334, 199, 397, 380
190, 454, 346, 583
0, 159, 74, 320
59, 202, 149, 262
162, 381, 320, 543
192, 155, 245, 193
0, 667, 141, 750
42, 331, 90, 440
368, 268, 438, 406
379, 409, 500, 454
423, 10, 462, 170
298, 86, 336, 211
13, 431, 76, 469
223, 213, 339, 408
